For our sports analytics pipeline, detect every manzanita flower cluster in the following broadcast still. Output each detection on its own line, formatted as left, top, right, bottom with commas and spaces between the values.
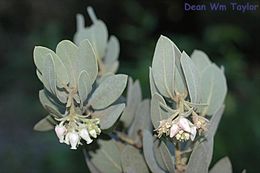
32, 6, 242, 173
33, 8, 127, 150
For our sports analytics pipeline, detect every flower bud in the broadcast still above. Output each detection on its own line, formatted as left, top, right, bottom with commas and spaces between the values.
55, 124, 66, 143
79, 128, 93, 144
89, 129, 97, 138
170, 124, 179, 138
178, 117, 191, 133
67, 131, 80, 150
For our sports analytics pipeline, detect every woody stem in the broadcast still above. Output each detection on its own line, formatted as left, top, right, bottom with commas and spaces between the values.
175, 142, 184, 173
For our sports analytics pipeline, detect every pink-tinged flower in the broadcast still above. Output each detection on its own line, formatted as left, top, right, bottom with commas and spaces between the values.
170, 124, 180, 138
79, 128, 93, 144
179, 117, 191, 132
66, 131, 80, 150
170, 117, 197, 141
55, 123, 66, 143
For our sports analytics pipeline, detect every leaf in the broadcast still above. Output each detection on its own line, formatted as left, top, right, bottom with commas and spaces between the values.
56, 40, 79, 86
174, 67, 187, 94
206, 105, 225, 139
151, 93, 170, 128
33, 45, 70, 100
153, 140, 175, 173
149, 67, 159, 97
76, 14, 85, 32
89, 74, 127, 110
191, 50, 212, 73
121, 78, 142, 128
104, 35, 120, 65
151, 35, 176, 98
78, 39, 98, 84
83, 149, 102, 173
36, 70, 43, 82
42, 54, 56, 95
89, 139, 122, 173
33, 115, 55, 131
92, 103, 125, 130
52, 54, 70, 89
209, 157, 232, 173
128, 99, 152, 145
186, 139, 213, 173
105, 61, 119, 74
143, 130, 165, 173
181, 51, 200, 103
89, 20, 108, 59
39, 89, 64, 117
121, 145, 149, 173
74, 19, 108, 59
33, 46, 57, 76
200, 64, 227, 115
78, 70, 92, 104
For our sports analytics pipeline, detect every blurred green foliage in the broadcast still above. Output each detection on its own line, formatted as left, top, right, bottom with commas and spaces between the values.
0, 0, 259, 172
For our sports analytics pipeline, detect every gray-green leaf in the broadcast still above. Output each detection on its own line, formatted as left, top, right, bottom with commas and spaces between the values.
153, 140, 175, 172
33, 115, 55, 131
39, 89, 64, 117
104, 35, 120, 65
186, 139, 213, 173
191, 50, 212, 73
78, 70, 92, 104
128, 99, 151, 145
143, 130, 165, 173
206, 105, 225, 139
181, 51, 200, 103
42, 54, 56, 95
89, 139, 122, 173
121, 78, 142, 128
151, 35, 176, 98
93, 103, 125, 130
151, 93, 170, 128
78, 39, 98, 84
200, 64, 227, 116
209, 157, 232, 173
89, 74, 127, 110
149, 67, 159, 97
121, 145, 149, 173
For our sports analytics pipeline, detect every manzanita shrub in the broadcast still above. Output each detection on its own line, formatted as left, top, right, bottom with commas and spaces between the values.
33, 6, 245, 173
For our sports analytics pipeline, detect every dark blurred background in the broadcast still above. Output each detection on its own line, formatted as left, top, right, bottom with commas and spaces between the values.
0, 0, 259, 172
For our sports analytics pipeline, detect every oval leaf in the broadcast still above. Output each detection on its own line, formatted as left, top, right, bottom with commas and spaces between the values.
209, 157, 232, 173
93, 103, 125, 130
191, 50, 212, 73
180, 51, 200, 103
33, 115, 55, 131
89, 139, 122, 173
104, 35, 120, 65
186, 139, 214, 173
152, 35, 176, 98
121, 145, 149, 173
200, 64, 227, 115
121, 78, 142, 128
78, 70, 92, 104
78, 39, 98, 84
128, 99, 152, 145
42, 54, 56, 95
153, 140, 175, 172
89, 74, 127, 109
143, 130, 165, 173
151, 93, 171, 128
